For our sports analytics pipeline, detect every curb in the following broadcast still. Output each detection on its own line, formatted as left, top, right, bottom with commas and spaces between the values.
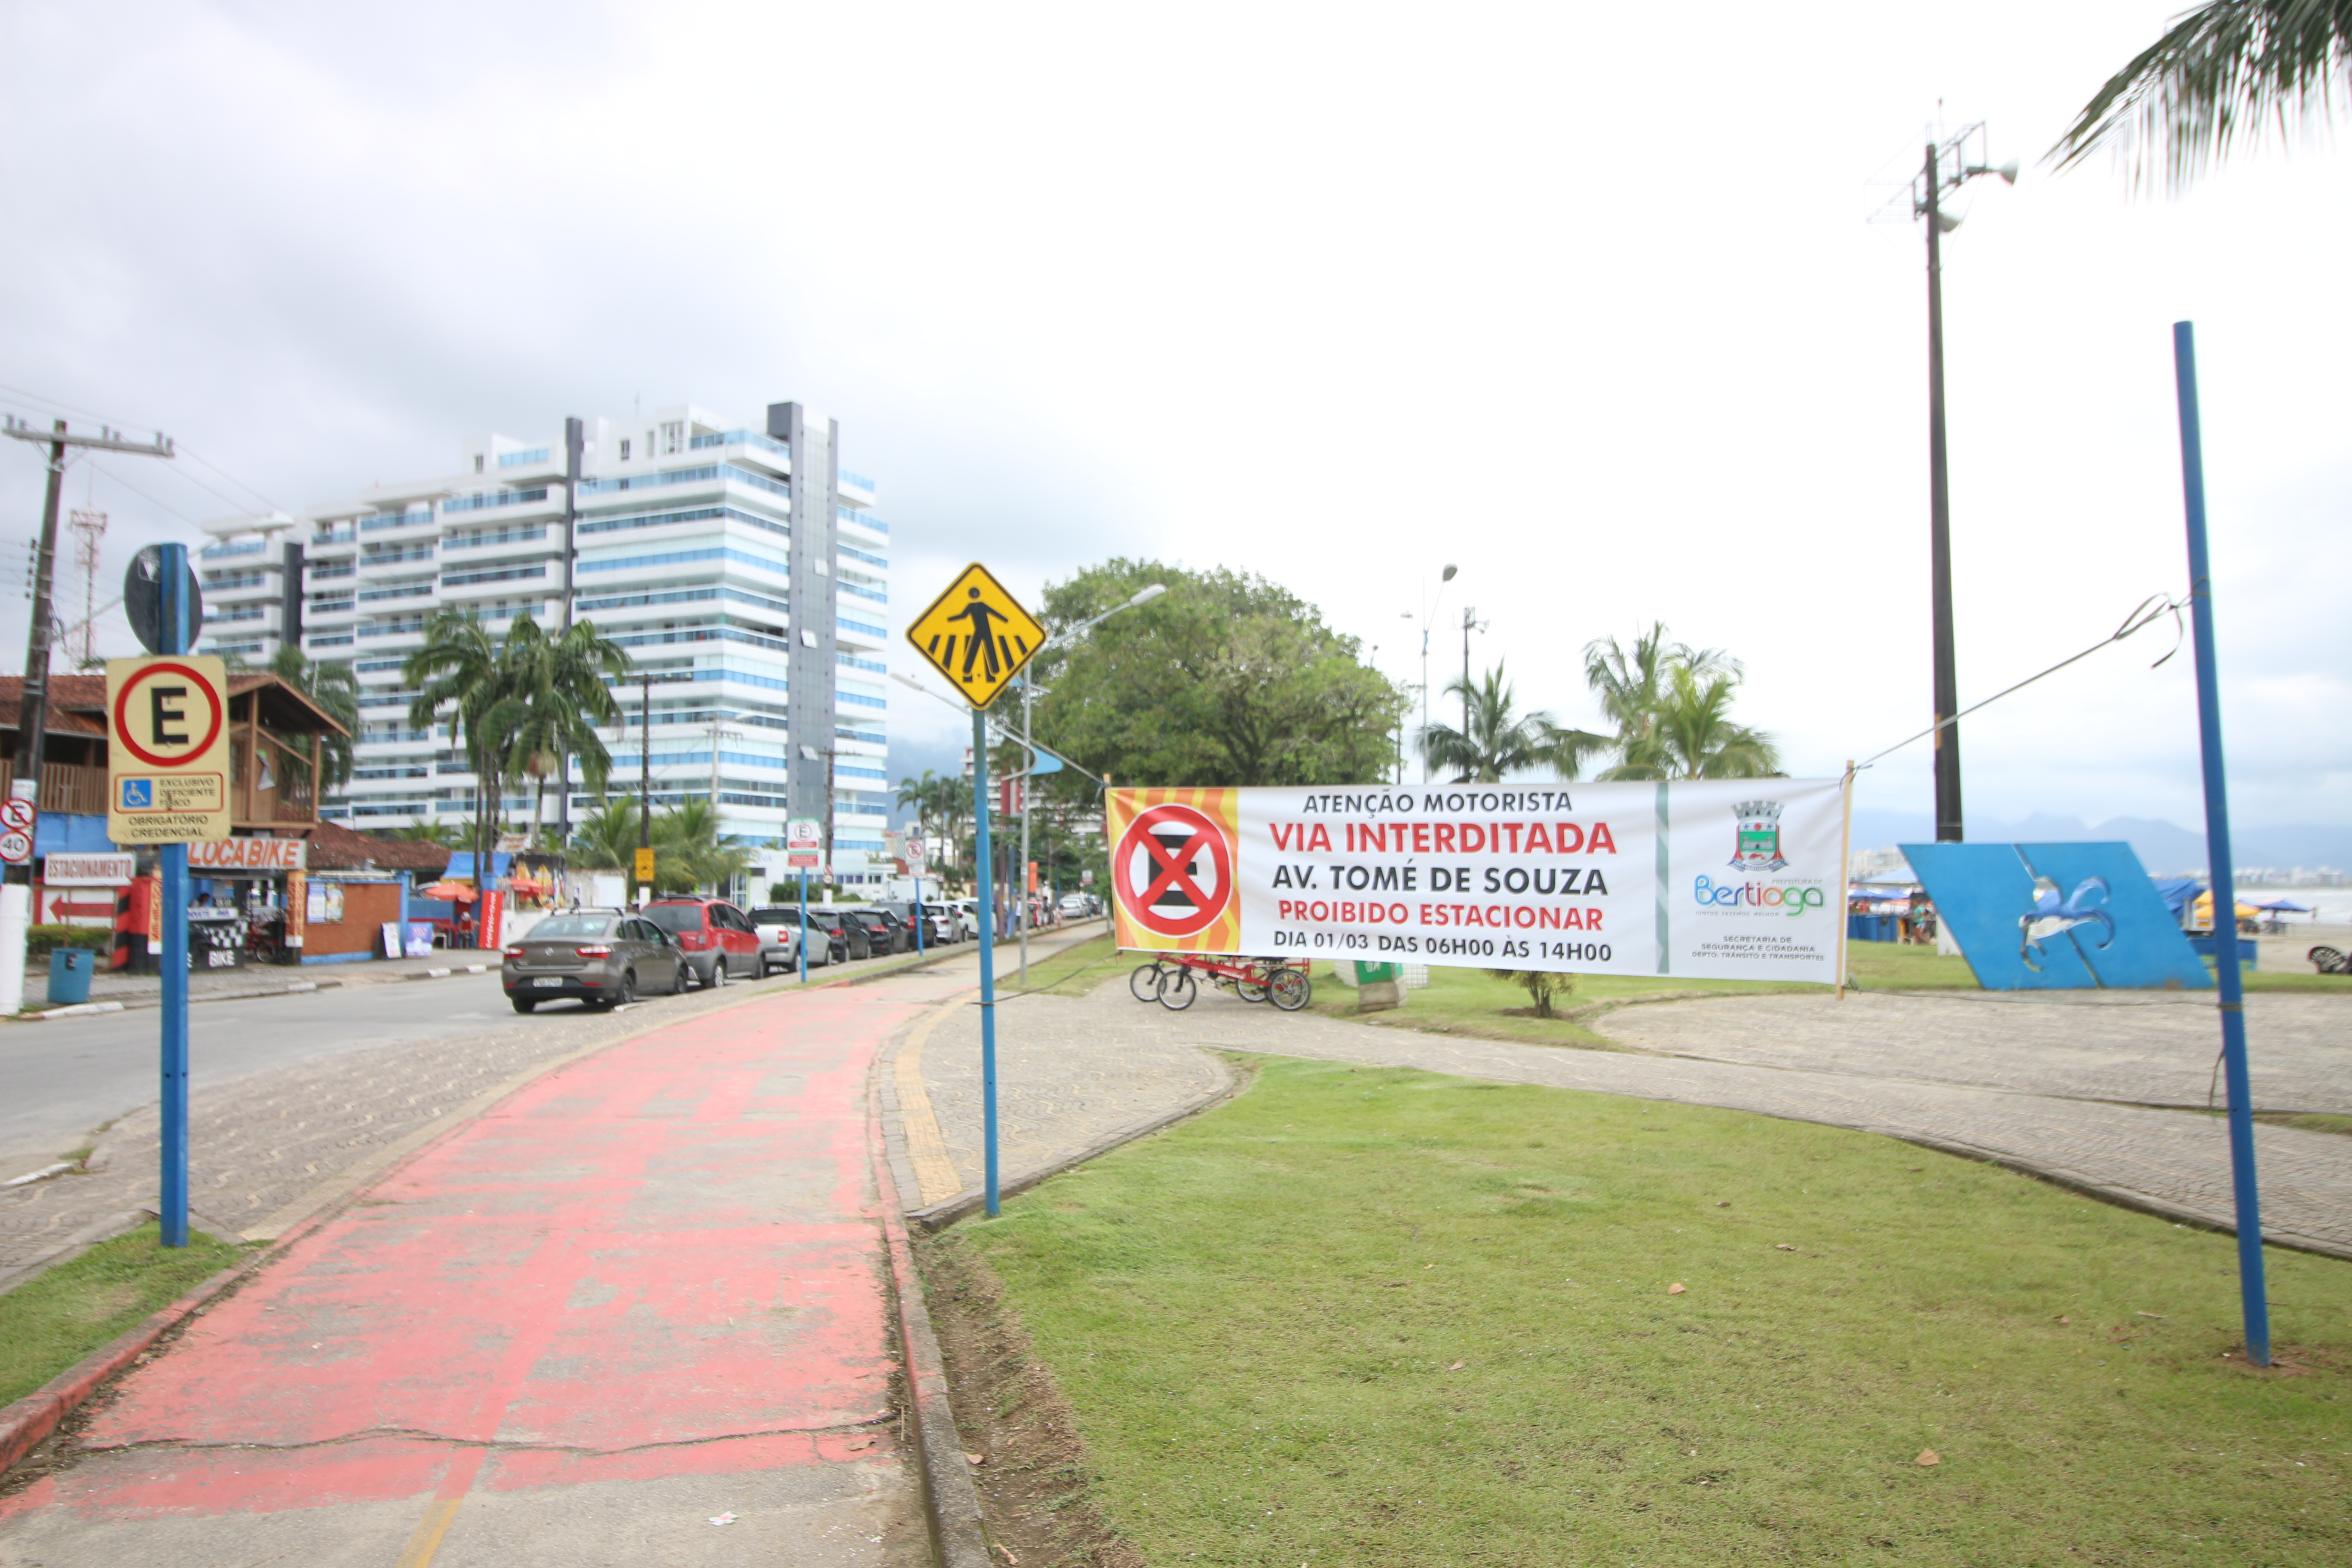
867, 1051, 992, 1568
903, 1066, 1241, 1234
0, 1257, 251, 1476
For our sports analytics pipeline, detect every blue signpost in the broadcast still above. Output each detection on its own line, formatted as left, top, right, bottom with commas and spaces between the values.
798, 867, 808, 983
157, 544, 193, 1249
971, 708, 999, 1216
2172, 320, 2269, 1367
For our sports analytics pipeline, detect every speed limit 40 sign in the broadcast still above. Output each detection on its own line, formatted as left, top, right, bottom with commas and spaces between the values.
0, 797, 34, 865
106, 655, 232, 844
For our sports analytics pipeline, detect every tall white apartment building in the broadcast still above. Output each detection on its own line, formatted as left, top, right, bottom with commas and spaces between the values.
296, 401, 893, 877
193, 511, 300, 665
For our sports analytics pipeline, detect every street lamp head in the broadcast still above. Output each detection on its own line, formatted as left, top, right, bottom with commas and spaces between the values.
799, 744, 822, 762
1934, 210, 1963, 233
890, 671, 925, 691
1442, 564, 1458, 582
1125, 583, 1167, 607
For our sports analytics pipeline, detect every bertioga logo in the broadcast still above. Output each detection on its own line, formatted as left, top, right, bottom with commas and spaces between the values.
1692, 876, 1824, 916
1729, 799, 1788, 873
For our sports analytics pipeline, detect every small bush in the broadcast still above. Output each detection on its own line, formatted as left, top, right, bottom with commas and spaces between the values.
1490, 966, 1575, 1017
26, 924, 111, 957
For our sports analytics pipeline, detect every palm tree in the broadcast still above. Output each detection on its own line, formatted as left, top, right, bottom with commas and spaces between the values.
403, 609, 526, 891
389, 820, 465, 848
652, 798, 756, 895
1417, 664, 1555, 782
497, 616, 631, 848
265, 648, 359, 792
1646, 662, 1782, 780
2049, 1, 2352, 190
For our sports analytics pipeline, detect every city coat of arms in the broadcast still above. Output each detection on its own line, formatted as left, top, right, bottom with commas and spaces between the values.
1729, 800, 1788, 873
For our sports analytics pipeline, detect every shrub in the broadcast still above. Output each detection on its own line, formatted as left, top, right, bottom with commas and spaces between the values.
1490, 967, 1575, 1018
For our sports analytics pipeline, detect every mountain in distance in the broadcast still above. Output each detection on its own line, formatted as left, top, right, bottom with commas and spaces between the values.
1847, 809, 2352, 878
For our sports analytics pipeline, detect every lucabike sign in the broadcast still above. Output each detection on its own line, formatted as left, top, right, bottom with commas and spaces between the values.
1104, 779, 1848, 982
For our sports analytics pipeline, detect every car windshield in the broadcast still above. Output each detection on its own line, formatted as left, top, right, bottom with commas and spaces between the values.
641, 906, 706, 934
527, 916, 616, 940
748, 908, 801, 925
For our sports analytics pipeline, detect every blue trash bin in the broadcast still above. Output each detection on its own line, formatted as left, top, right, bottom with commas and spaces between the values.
46, 947, 93, 1006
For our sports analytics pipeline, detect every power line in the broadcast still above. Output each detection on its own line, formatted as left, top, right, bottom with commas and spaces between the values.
0, 380, 285, 515
1855, 591, 2187, 772
86, 459, 204, 527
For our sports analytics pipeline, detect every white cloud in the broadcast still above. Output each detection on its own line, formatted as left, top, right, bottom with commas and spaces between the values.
1, 0, 2342, 830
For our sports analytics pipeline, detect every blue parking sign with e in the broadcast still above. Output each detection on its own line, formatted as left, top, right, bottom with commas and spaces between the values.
120, 778, 153, 809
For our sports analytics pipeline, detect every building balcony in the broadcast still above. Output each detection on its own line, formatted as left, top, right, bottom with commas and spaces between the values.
439, 563, 551, 601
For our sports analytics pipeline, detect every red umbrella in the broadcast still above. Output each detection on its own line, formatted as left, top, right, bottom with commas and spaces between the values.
422, 882, 478, 903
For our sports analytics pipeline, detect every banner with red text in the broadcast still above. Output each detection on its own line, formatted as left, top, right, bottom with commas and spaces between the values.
1106, 779, 1847, 983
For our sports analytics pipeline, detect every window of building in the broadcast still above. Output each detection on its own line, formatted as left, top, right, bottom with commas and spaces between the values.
661, 421, 684, 455
474, 454, 485, 473
619, 438, 631, 460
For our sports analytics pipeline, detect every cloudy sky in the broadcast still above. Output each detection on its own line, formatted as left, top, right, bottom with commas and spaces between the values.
3, 1, 2344, 840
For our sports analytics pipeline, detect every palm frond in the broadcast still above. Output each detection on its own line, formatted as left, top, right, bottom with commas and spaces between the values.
2049, 0, 2352, 191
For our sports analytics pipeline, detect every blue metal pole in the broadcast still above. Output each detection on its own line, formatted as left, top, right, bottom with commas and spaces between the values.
798, 868, 808, 983
158, 542, 191, 1249
972, 707, 998, 1216
2173, 320, 2269, 1367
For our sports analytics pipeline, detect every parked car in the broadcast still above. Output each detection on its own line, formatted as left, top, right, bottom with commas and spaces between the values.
504, 912, 684, 1013
951, 899, 984, 939
642, 897, 767, 988
846, 906, 911, 955
749, 906, 842, 968
1058, 892, 1093, 919
737, 906, 808, 974
805, 906, 872, 962
871, 899, 955, 946
918, 903, 962, 944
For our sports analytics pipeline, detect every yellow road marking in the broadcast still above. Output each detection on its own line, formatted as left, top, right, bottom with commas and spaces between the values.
895, 996, 968, 1203
392, 1494, 464, 1568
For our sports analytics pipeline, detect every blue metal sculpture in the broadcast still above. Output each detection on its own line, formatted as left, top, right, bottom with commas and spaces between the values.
2019, 876, 2113, 971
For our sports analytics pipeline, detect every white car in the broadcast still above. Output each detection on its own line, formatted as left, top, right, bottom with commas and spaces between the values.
1058, 892, 1093, 919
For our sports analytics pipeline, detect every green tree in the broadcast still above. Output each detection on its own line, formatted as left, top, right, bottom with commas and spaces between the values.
388, 820, 464, 848
266, 648, 360, 792
2050, 1, 2352, 190
652, 796, 756, 895
1026, 559, 1405, 788
1417, 664, 1556, 782
497, 617, 631, 848
1559, 624, 1778, 781
403, 609, 529, 889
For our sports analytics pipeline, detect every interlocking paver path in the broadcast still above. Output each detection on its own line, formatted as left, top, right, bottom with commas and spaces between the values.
897, 974, 2352, 1258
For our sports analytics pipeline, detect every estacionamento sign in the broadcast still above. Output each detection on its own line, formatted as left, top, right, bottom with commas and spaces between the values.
1104, 778, 1847, 983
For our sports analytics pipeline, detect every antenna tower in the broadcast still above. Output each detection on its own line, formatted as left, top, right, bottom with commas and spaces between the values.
68, 508, 107, 666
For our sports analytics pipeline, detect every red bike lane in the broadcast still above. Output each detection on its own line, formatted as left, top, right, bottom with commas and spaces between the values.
0, 975, 965, 1568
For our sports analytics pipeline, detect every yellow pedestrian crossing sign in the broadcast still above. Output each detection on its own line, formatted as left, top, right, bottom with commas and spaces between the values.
906, 563, 1046, 709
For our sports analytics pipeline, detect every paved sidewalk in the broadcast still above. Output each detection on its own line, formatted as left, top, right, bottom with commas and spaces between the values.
890, 974, 2352, 1259
0, 977, 968, 1567
1597, 988, 2352, 1112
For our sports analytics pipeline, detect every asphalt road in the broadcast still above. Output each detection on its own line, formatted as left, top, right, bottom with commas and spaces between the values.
0, 971, 523, 1172
0, 922, 1108, 1182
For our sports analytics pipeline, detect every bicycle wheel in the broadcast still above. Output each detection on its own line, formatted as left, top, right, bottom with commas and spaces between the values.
1157, 967, 1198, 1011
1268, 966, 1311, 1011
1130, 961, 1166, 1002
1235, 965, 1271, 1003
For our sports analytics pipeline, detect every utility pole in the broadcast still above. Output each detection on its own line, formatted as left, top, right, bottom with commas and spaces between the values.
799, 742, 837, 902
2, 416, 174, 885
638, 671, 653, 904
1458, 604, 1485, 743
1923, 139, 1963, 844
556, 416, 582, 843
1889, 125, 2012, 842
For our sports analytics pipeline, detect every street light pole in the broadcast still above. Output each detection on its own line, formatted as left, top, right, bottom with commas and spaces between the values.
1903, 127, 2015, 844
638, 672, 653, 905
1923, 139, 1963, 845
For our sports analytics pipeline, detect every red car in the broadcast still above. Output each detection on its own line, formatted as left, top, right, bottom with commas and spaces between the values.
641, 898, 768, 988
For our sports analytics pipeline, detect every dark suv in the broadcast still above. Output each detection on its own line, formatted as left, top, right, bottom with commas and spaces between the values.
846, 907, 910, 955
804, 906, 872, 962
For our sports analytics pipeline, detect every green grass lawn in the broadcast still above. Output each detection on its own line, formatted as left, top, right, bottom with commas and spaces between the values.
948, 1057, 2351, 1566
0, 1223, 242, 1406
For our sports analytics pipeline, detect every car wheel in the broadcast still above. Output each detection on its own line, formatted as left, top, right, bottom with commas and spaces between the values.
668, 961, 687, 995
704, 956, 727, 989
510, 996, 537, 1014
616, 970, 638, 1005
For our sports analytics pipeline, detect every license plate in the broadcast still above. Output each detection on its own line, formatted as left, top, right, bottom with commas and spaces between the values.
533, 977, 564, 988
